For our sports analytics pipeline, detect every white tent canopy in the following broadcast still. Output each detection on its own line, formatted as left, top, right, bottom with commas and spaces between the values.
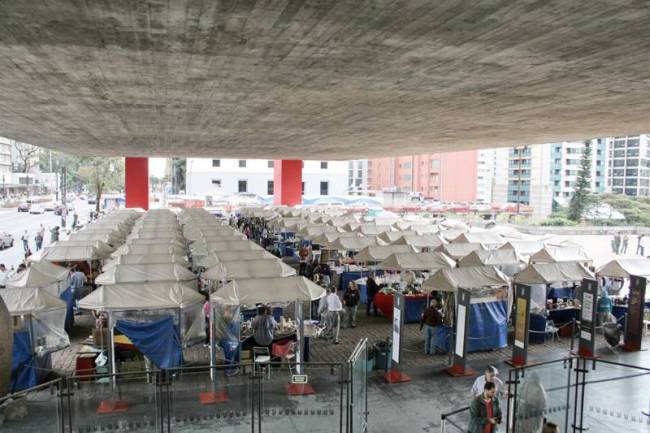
327, 236, 382, 251
311, 231, 361, 247
5, 261, 70, 295
529, 246, 592, 264
40, 243, 113, 261
204, 259, 296, 280
390, 234, 446, 249
112, 243, 188, 257
192, 241, 262, 254
436, 243, 485, 260
125, 238, 187, 248
451, 232, 504, 246
458, 249, 524, 267
422, 266, 510, 293
499, 240, 547, 256
353, 244, 416, 262
96, 263, 196, 285
1, 287, 67, 315
379, 252, 456, 271
78, 282, 203, 311
596, 257, 650, 279
193, 250, 276, 269
68, 231, 124, 246
377, 231, 417, 243
104, 254, 191, 268
211, 276, 326, 306
514, 262, 594, 285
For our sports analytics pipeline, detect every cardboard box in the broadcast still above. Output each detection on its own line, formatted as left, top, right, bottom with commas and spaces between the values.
241, 349, 251, 360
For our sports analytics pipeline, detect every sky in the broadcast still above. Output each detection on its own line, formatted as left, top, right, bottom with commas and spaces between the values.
149, 157, 167, 177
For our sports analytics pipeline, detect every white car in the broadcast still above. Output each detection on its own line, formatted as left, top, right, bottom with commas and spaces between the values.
0, 232, 14, 249
29, 205, 44, 214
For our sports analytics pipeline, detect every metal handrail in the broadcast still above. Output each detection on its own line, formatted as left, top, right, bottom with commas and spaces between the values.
440, 406, 470, 433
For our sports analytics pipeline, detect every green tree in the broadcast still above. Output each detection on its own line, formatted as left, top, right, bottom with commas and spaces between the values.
78, 157, 125, 213
568, 141, 592, 221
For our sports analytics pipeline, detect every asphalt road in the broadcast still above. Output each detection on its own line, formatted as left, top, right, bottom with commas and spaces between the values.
0, 200, 92, 269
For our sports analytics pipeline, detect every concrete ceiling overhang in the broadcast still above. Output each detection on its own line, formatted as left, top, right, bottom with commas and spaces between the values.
1, 1, 650, 159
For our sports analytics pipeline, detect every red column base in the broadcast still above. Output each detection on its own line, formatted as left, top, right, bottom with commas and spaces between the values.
446, 365, 476, 377
620, 342, 641, 352
97, 400, 128, 414
285, 383, 315, 396
382, 370, 412, 383
199, 391, 229, 405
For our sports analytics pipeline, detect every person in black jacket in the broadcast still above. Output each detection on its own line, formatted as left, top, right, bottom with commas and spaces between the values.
468, 382, 502, 433
343, 282, 360, 328
366, 274, 379, 316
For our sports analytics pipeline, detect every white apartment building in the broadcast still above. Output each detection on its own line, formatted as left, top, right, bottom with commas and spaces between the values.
347, 159, 368, 195
186, 159, 348, 197
476, 149, 496, 203
605, 135, 650, 197
0, 137, 14, 176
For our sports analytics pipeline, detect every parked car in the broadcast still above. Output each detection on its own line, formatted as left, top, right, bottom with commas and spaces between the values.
29, 205, 44, 214
87, 197, 97, 205
17, 202, 30, 212
0, 232, 14, 249
43, 202, 56, 212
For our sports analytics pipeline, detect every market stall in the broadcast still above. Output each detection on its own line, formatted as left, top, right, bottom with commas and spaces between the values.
95, 263, 197, 288
450, 232, 504, 248
458, 249, 526, 276
203, 259, 296, 290
0, 288, 70, 391
422, 266, 511, 352
514, 262, 594, 342
596, 257, 650, 328
5, 261, 70, 296
78, 282, 205, 378
436, 242, 485, 260
529, 245, 592, 267
209, 276, 326, 379
390, 234, 446, 251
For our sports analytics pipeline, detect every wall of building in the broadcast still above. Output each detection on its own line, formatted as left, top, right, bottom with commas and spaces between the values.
438, 150, 478, 202
606, 135, 650, 197
186, 158, 348, 197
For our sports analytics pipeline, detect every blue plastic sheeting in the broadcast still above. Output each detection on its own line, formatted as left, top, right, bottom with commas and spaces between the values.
115, 317, 183, 369
547, 287, 573, 299
404, 297, 429, 324
339, 270, 384, 292
11, 331, 37, 392
435, 301, 508, 352
59, 287, 75, 333
529, 313, 546, 343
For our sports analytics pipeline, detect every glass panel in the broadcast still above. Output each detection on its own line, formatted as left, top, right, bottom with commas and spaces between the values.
0, 380, 62, 433
261, 362, 343, 433
582, 360, 650, 433
350, 341, 368, 433
511, 359, 574, 433
167, 365, 252, 433
68, 371, 161, 433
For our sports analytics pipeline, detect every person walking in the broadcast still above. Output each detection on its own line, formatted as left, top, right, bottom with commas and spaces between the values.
50, 226, 60, 243
597, 290, 613, 328
343, 281, 360, 328
0, 264, 7, 289
366, 274, 379, 316
34, 224, 45, 251
612, 233, 621, 254
420, 299, 443, 355
637, 234, 645, 256
621, 233, 629, 254
321, 287, 343, 344
21, 230, 29, 253
468, 382, 502, 433
72, 212, 79, 230
471, 366, 505, 398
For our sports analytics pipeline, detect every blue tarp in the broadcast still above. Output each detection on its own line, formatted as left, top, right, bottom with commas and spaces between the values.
547, 287, 573, 299
115, 317, 183, 369
59, 286, 75, 333
435, 300, 508, 352
11, 331, 37, 392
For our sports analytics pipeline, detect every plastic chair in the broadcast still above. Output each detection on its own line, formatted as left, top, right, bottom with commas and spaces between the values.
545, 320, 560, 342
253, 346, 271, 379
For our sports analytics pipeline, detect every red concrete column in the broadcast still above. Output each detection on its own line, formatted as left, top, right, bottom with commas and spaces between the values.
125, 157, 149, 210
273, 160, 302, 206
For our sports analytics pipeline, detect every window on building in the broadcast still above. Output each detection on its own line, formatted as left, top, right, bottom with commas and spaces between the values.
625, 188, 637, 196
613, 169, 625, 176
268, 160, 274, 168
320, 161, 328, 169
554, 191, 560, 197
612, 178, 624, 186
613, 187, 624, 194
212, 159, 221, 167
628, 159, 639, 166
355, 178, 362, 186
564, 181, 570, 187
267, 180, 274, 195
555, 159, 561, 164
358, 169, 362, 178
554, 180, 560, 186
628, 138, 640, 147
614, 150, 625, 158
211, 179, 221, 187
626, 178, 638, 186
320, 181, 328, 195
564, 192, 570, 197
595, 181, 600, 188
402, 162, 412, 169
596, 171, 601, 177
640, 188, 649, 196
238, 180, 247, 193
239, 160, 247, 168
554, 169, 560, 175
431, 160, 440, 170
301, 182, 305, 194
626, 168, 638, 176
613, 160, 625, 167
402, 174, 412, 181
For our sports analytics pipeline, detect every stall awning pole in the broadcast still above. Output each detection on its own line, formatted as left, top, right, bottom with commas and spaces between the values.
108, 313, 117, 389
295, 300, 303, 375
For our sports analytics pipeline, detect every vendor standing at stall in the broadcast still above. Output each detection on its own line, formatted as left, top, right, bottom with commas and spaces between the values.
343, 282, 360, 328
366, 274, 379, 316
252, 306, 277, 349
597, 289, 613, 327
420, 299, 443, 355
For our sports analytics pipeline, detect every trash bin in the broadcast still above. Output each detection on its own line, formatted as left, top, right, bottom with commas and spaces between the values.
374, 339, 392, 370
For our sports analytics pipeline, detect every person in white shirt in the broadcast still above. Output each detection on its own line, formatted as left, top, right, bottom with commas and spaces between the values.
0, 264, 7, 288
471, 365, 505, 398
321, 288, 343, 344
